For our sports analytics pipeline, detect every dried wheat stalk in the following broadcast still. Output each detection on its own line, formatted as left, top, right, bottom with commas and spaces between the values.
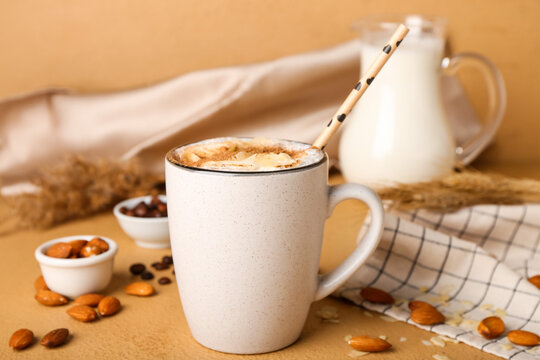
2, 155, 161, 229
379, 169, 540, 211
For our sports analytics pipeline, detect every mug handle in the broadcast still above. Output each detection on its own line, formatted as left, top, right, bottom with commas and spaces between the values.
314, 183, 384, 301
441, 53, 506, 165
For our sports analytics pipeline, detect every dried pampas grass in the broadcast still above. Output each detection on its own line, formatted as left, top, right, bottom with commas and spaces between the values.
379, 168, 540, 211
3, 155, 162, 230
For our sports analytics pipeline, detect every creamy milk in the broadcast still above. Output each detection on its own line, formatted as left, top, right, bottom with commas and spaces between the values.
339, 34, 456, 185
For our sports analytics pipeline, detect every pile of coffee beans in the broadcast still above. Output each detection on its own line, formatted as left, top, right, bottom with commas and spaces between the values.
129, 255, 174, 285
120, 195, 167, 218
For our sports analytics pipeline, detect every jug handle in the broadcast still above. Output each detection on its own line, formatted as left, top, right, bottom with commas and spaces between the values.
441, 53, 506, 165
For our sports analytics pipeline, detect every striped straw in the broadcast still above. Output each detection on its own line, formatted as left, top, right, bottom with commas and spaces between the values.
312, 24, 409, 150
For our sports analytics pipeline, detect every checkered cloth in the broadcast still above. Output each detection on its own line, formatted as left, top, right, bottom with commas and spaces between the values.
338, 204, 540, 359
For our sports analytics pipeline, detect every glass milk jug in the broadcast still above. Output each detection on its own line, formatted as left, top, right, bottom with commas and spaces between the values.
339, 15, 506, 186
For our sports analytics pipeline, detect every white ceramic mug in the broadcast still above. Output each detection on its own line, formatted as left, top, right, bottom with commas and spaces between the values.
165, 138, 384, 354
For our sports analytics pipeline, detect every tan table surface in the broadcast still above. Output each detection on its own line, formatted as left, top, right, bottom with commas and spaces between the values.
1, 163, 538, 359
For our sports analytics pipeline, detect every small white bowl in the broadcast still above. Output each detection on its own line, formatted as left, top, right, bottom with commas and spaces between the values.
35, 235, 118, 298
113, 195, 170, 249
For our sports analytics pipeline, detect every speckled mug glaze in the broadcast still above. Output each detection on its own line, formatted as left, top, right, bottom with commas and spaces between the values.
165, 138, 384, 354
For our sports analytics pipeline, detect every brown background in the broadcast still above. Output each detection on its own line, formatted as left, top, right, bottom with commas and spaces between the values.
1, 3, 539, 357
0, 0, 539, 164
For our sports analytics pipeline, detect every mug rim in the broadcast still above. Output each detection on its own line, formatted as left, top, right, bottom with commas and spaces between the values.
165, 137, 327, 176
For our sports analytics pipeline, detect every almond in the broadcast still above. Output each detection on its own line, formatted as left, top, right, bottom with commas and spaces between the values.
348, 335, 392, 352
40, 328, 69, 348
98, 296, 121, 316
408, 300, 437, 312
410, 306, 445, 325
507, 330, 540, 346
360, 287, 394, 304
79, 245, 103, 257
477, 316, 505, 339
74, 293, 104, 307
35, 290, 68, 306
125, 281, 155, 296
529, 275, 540, 290
34, 275, 49, 292
46, 242, 72, 258
88, 237, 109, 252
66, 305, 98, 322
68, 239, 88, 257
9, 329, 33, 350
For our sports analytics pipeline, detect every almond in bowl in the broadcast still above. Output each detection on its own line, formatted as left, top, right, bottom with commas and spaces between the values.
35, 235, 118, 299
45, 237, 110, 259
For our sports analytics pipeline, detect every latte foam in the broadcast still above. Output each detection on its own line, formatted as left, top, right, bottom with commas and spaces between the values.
173, 138, 324, 172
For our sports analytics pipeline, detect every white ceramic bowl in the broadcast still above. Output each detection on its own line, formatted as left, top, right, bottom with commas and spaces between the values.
35, 235, 118, 298
113, 195, 170, 249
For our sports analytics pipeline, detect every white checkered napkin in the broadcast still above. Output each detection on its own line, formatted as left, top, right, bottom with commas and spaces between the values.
338, 204, 540, 360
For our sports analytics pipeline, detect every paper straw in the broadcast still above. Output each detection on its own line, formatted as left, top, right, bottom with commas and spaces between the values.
312, 24, 409, 150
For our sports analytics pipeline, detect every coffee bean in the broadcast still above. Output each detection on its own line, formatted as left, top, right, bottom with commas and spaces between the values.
125, 210, 135, 216
162, 255, 173, 265
134, 202, 149, 217
150, 195, 161, 207
119, 206, 128, 214
157, 203, 167, 216
158, 277, 171, 285
141, 271, 154, 280
129, 263, 146, 275
154, 262, 170, 271
151, 262, 161, 269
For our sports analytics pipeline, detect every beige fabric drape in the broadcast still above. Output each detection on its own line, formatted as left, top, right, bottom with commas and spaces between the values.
0, 41, 360, 193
